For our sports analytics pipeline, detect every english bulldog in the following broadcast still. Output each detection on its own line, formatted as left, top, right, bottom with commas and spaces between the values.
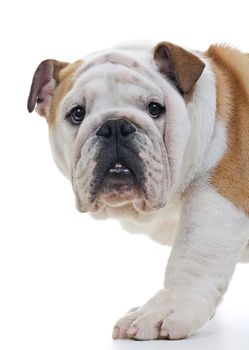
27, 41, 249, 340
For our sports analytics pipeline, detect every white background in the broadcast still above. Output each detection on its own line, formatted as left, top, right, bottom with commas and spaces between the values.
1, 0, 249, 349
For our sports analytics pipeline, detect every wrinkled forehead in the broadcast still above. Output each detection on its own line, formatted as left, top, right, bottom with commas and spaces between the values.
78, 49, 155, 76
71, 50, 167, 99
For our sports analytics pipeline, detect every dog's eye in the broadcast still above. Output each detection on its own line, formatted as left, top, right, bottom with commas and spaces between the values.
148, 102, 165, 118
67, 106, 86, 125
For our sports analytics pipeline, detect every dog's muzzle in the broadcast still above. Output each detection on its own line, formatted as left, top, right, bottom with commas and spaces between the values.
91, 118, 145, 206
73, 116, 167, 213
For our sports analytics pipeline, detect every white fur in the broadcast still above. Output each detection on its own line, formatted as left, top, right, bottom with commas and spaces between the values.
172, 58, 218, 194
113, 181, 249, 340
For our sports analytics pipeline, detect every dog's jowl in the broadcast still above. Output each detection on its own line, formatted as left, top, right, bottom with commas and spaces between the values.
28, 41, 249, 340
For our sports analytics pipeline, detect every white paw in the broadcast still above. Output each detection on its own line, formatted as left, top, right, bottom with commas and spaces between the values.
113, 289, 213, 340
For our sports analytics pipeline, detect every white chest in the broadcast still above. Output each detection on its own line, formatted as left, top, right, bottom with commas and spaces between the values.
119, 203, 181, 246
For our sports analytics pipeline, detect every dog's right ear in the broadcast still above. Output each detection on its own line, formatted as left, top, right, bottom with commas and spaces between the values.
27, 59, 69, 118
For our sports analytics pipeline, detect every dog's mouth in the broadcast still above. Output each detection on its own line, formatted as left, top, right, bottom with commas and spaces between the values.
108, 162, 132, 176
98, 161, 140, 206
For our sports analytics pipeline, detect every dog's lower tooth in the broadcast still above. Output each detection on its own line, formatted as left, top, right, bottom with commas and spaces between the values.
115, 163, 123, 168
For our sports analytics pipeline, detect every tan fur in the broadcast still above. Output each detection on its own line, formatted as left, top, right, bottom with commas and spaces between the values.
205, 45, 249, 215
48, 60, 82, 126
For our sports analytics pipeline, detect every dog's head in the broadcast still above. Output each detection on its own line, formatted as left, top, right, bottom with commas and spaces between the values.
27, 42, 205, 215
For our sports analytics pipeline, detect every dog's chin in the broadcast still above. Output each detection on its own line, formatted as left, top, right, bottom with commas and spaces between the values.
99, 186, 139, 207
97, 168, 140, 207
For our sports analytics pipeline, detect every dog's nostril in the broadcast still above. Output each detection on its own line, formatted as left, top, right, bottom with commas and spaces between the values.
120, 121, 136, 137
96, 123, 112, 138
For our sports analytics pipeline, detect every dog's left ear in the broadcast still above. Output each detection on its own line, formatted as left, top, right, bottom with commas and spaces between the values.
27, 59, 69, 117
153, 42, 205, 94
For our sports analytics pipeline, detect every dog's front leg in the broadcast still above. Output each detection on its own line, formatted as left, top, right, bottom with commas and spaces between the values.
113, 180, 249, 340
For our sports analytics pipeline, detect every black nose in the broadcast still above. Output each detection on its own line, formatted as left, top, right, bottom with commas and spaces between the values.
96, 119, 136, 138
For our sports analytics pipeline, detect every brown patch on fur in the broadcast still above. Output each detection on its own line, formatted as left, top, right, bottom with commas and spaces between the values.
154, 42, 205, 94
205, 45, 249, 215
48, 60, 82, 126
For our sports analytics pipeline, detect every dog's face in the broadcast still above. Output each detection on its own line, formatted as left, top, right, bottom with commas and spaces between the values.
28, 42, 205, 214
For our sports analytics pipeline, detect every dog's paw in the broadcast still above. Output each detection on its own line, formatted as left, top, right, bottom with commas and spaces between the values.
112, 289, 213, 340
